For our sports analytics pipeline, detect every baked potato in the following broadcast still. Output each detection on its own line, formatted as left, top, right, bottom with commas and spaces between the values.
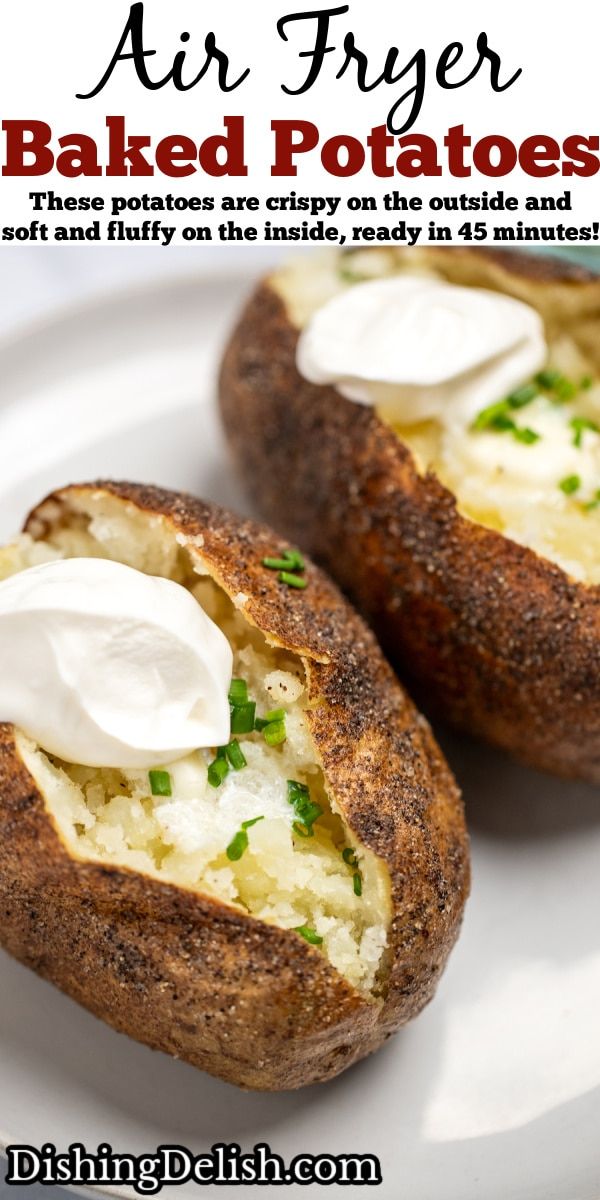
219, 248, 600, 782
0, 481, 468, 1091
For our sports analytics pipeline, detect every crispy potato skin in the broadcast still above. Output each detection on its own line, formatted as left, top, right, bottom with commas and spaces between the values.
0, 482, 468, 1090
219, 249, 600, 781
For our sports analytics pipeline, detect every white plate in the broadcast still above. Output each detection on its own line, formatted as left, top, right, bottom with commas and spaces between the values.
0, 269, 599, 1200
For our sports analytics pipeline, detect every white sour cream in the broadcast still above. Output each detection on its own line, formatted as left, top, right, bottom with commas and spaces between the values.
296, 275, 547, 428
0, 558, 233, 768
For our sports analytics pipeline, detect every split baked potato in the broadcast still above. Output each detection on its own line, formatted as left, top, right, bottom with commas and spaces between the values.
0, 481, 468, 1091
219, 248, 600, 782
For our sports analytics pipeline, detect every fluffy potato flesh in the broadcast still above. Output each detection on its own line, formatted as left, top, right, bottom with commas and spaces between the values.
0, 493, 390, 995
274, 249, 600, 585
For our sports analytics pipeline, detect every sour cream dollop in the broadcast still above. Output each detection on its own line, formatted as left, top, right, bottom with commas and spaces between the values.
296, 275, 547, 427
0, 558, 233, 768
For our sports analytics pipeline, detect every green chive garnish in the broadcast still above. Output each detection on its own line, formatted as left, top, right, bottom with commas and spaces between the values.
570, 416, 599, 448
228, 679, 248, 705
287, 780, 323, 837
291, 804, 323, 838
554, 377, 577, 403
279, 571, 308, 589
149, 769, 172, 797
299, 803, 324, 825
472, 400, 510, 431
263, 548, 307, 589
353, 872, 362, 897
263, 556, 294, 570
472, 400, 540, 445
262, 549, 305, 572
507, 384, 537, 409
230, 700, 256, 734
292, 821, 313, 838
226, 830, 247, 860
263, 720, 287, 747
256, 707, 287, 747
534, 370, 587, 403
559, 474, 581, 495
342, 847, 358, 867
224, 739, 247, 770
513, 427, 540, 444
287, 780, 309, 805
225, 815, 264, 861
208, 757, 229, 788
293, 925, 323, 945
535, 369, 562, 390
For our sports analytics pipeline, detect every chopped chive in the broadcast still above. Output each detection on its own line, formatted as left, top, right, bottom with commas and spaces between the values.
208, 757, 229, 788
287, 780, 310, 805
242, 815, 264, 830
299, 801, 324, 826
291, 802, 323, 837
230, 700, 256, 734
535, 369, 562, 390
581, 376, 593, 390
472, 400, 511, 431
513, 426, 540, 444
570, 416, 599, 448
493, 414, 518, 432
472, 402, 541, 444
225, 815, 264, 862
149, 769, 172, 797
226, 830, 248, 861
342, 847, 358, 867
263, 720, 287, 747
263, 556, 296, 570
584, 489, 600, 511
279, 571, 308, 589
228, 678, 248, 705
216, 745, 228, 760
287, 779, 323, 836
353, 872, 362, 897
293, 925, 323, 945
225, 739, 247, 770
283, 549, 305, 571
559, 474, 581, 495
554, 377, 577, 403
293, 821, 313, 838
507, 383, 537, 409
262, 549, 305, 572
257, 706, 288, 748
549, 374, 578, 403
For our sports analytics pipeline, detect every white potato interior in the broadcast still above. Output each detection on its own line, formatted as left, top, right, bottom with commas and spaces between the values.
0, 493, 391, 994
274, 250, 600, 585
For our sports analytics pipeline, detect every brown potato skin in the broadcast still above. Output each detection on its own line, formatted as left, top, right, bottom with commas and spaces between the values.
219, 249, 600, 782
0, 482, 468, 1091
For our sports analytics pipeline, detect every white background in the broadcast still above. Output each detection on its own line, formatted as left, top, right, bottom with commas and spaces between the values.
0, 246, 281, 338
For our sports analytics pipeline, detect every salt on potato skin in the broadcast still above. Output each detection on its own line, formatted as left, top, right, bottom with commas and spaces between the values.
220, 246, 600, 782
0, 481, 468, 1090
